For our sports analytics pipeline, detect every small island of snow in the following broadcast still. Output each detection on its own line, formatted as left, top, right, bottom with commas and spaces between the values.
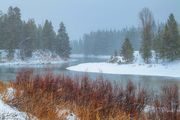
67, 51, 180, 78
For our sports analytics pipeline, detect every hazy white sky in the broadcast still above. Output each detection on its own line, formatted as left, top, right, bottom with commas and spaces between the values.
0, 0, 179, 40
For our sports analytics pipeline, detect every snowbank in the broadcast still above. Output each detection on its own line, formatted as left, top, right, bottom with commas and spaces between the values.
0, 88, 32, 120
0, 99, 29, 120
67, 62, 180, 78
0, 50, 74, 66
67, 51, 180, 78
58, 109, 77, 120
0, 87, 76, 120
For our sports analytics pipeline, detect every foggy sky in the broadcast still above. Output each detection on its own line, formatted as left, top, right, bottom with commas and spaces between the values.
0, 0, 179, 40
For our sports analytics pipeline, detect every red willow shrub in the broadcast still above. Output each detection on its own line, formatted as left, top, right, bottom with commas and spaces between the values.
7, 70, 180, 120
152, 84, 180, 120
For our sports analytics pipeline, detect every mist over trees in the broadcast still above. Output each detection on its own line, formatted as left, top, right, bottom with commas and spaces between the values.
0, 6, 71, 60
71, 7, 180, 64
0, 6, 179, 63
138, 8, 180, 63
71, 27, 141, 55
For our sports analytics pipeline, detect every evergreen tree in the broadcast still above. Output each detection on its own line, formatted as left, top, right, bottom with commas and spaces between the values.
167, 14, 180, 60
0, 12, 5, 49
162, 25, 170, 60
42, 20, 56, 51
36, 25, 43, 49
20, 19, 37, 59
139, 8, 154, 63
153, 25, 165, 62
164, 14, 180, 61
56, 22, 71, 59
6, 6, 23, 59
121, 38, 134, 63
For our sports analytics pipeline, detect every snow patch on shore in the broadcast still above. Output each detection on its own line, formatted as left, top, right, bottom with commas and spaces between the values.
67, 51, 180, 78
0, 88, 32, 120
0, 50, 75, 67
67, 62, 180, 78
0, 99, 29, 120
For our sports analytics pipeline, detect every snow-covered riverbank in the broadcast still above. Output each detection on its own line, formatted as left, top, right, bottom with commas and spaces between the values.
0, 88, 31, 120
0, 59, 75, 67
0, 87, 76, 120
0, 50, 76, 67
0, 99, 29, 120
67, 51, 180, 78
67, 62, 180, 78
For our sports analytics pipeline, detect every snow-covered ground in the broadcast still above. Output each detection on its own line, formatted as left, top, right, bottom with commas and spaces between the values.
67, 51, 180, 78
0, 99, 29, 120
0, 50, 75, 66
0, 100, 24, 120
0, 88, 32, 120
0, 87, 76, 120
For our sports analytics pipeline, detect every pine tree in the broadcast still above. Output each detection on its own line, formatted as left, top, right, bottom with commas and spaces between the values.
0, 11, 5, 49
121, 38, 134, 63
20, 19, 37, 59
163, 14, 180, 61
36, 25, 43, 49
153, 25, 165, 62
6, 6, 23, 59
42, 20, 56, 51
162, 25, 171, 60
139, 8, 154, 63
56, 22, 71, 59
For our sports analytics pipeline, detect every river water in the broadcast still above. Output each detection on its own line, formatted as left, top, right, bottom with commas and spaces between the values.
0, 56, 180, 91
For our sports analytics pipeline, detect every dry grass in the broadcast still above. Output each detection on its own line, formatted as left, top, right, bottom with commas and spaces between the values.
0, 80, 7, 94
6, 70, 148, 120
3, 70, 180, 120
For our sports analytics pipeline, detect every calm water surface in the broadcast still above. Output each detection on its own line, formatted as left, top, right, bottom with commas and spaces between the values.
0, 57, 180, 92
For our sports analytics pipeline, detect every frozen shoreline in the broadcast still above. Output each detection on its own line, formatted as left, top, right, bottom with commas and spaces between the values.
0, 50, 77, 67
0, 59, 76, 67
67, 62, 180, 78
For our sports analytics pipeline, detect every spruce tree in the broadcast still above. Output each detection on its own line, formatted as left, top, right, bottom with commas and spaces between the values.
36, 25, 43, 49
162, 25, 171, 60
0, 12, 5, 49
6, 6, 23, 59
121, 38, 134, 63
163, 14, 180, 61
56, 22, 71, 59
20, 19, 37, 59
153, 25, 165, 62
42, 20, 56, 51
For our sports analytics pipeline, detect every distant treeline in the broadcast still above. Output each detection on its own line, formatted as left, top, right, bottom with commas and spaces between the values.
0, 6, 71, 60
71, 27, 141, 55
72, 8, 180, 64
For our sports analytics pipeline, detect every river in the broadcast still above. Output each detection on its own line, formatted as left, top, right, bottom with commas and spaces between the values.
0, 56, 180, 91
